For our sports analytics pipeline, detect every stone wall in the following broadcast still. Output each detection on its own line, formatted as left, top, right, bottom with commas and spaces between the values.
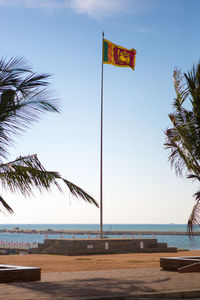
32, 238, 177, 255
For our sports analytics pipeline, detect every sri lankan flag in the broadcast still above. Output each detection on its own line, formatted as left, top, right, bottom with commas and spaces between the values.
103, 39, 136, 70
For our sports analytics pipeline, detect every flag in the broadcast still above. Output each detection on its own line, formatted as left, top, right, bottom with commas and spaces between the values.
103, 39, 136, 70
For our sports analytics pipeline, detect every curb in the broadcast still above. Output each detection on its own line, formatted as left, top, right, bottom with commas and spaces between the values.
83, 289, 200, 299
128, 289, 200, 299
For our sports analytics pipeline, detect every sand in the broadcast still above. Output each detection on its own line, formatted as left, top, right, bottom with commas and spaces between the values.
0, 250, 199, 272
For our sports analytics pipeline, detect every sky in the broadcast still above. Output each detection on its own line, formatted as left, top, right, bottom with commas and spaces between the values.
0, 0, 199, 224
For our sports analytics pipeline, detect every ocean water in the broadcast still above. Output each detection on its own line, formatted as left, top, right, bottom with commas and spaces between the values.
0, 224, 199, 250
0, 223, 189, 231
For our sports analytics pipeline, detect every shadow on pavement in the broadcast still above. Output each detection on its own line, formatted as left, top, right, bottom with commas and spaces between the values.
9, 277, 156, 298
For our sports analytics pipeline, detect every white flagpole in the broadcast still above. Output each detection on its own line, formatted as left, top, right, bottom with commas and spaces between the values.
100, 31, 104, 239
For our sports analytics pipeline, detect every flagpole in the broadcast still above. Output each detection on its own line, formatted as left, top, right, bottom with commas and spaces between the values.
100, 31, 104, 239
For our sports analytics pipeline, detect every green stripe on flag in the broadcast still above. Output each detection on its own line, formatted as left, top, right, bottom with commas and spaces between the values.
103, 40, 108, 62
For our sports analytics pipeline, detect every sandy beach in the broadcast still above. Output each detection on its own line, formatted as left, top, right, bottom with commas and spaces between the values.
0, 249, 199, 272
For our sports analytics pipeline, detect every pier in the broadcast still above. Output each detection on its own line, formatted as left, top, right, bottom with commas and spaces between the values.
0, 229, 198, 236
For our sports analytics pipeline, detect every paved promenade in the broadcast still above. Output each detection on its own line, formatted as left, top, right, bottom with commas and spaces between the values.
1, 268, 200, 299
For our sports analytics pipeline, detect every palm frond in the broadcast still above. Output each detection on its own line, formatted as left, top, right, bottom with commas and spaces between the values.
188, 192, 200, 238
164, 125, 200, 176
0, 57, 30, 89
165, 62, 200, 238
62, 179, 99, 207
0, 195, 13, 214
0, 154, 98, 212
0, 56, 98, 215
0, 57, 59, 159
0, 154, 62, 196
184, 63, 200, 127
173, 68, 189, 108
15, 73, 52, 98
0, 56, 28, 73
184, 67, 196, 92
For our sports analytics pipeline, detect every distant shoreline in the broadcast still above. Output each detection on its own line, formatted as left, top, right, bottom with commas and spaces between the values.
0, 229, 197, 236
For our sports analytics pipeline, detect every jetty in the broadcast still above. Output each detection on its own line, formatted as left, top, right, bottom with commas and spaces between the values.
0, 228, 198, 236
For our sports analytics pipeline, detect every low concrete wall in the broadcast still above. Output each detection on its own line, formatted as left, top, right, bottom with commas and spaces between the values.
0, 264, 41, 283
160, 257, 200, 271
32, 238, 177, 255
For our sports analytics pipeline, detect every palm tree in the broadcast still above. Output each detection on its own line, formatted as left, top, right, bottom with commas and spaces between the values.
164, 62, 200, 236
0, 56, 98, 215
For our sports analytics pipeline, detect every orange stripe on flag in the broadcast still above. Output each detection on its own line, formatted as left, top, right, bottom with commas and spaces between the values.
107, 43, 113, 63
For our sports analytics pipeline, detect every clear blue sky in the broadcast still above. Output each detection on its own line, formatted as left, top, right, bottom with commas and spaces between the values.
0, 0, 199, 224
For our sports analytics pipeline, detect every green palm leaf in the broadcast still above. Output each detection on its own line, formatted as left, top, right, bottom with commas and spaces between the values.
0, 154, 98, 209
165, 62, 200, 237
0, 57, 98, 213
0, 195, 13, 214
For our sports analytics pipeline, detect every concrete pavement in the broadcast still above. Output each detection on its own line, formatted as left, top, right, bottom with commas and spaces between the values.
1, 268, 200, 299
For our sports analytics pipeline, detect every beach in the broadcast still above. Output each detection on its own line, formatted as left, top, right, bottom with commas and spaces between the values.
0, 249, 199, 272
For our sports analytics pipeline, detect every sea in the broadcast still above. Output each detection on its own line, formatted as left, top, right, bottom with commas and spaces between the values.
0, 223, 200, 250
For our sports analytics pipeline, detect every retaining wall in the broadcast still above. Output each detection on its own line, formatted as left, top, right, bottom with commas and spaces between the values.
32, 238, 177, 255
